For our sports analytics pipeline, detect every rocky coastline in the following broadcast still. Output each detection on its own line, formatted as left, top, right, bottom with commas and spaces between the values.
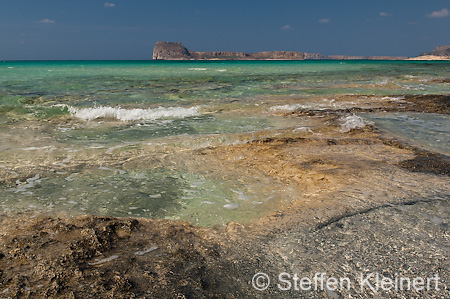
1, 94, 449, 298
152, 42, 409, 60
153, 42, 415, 60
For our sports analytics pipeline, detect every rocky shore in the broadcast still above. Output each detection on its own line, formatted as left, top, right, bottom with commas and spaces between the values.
1, 95, 449, 298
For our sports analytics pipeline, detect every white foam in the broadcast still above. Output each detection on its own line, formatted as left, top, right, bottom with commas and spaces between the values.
67, 106, 201, 121
14, 174, 45, 193
340, 114, 373, 132
269, 104, 307, 112
223, 203, 239, 210
188, 68, 207, 71
269, 101, 338, 113
381, 96, 406, 101
18, 146, 56, 151
293, 127, 313, 133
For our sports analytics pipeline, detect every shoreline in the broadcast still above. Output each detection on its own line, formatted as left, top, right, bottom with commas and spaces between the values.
3, 58, 450, 63
408, 55, 450, 61
1, 94, 449, 297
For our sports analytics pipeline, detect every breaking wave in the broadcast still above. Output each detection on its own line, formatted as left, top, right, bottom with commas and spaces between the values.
269, 104, 307, 112
66, 106, 201, 121
340, 114, 373, 132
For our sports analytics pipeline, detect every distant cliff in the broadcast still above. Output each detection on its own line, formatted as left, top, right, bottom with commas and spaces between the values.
152, 42, 407, 60
152, 42, 191, 60
153, 42, 305, 60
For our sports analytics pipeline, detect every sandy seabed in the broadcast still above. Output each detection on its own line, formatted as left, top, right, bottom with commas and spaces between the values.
0, 95, 449, 298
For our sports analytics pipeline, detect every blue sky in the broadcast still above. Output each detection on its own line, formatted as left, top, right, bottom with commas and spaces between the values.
1, 0, 449, 60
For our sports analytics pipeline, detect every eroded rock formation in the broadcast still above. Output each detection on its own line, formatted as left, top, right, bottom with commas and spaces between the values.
153, 42, 305, 60
152, 42, 191, 60
152, 41, 409, 60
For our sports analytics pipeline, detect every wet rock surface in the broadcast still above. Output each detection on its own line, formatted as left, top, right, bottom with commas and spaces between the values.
398, 151, 450, 176
1, 94, 449, 298
0, 216, 249, 298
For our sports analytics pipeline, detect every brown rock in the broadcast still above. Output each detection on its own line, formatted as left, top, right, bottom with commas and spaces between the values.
152, 42, 409, 60
425, 45, 450, 57
152, 42, 305, 60
152, 42, 191, 60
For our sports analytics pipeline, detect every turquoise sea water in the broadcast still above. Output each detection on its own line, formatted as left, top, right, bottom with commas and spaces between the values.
2, 60, 450, 109
0, 60, 449, 225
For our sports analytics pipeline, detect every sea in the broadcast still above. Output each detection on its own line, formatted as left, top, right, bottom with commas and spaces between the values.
1, 60, 449, 225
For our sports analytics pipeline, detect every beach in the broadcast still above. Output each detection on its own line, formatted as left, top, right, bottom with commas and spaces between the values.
0, 60, 449, 297
408, 55, 450, 61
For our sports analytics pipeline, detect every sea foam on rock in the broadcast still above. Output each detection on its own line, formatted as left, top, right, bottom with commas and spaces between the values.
67, 106, 201, 121
340, 114, 373, 132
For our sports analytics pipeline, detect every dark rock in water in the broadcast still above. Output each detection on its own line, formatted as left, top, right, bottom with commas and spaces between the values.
399, 151, 450, 176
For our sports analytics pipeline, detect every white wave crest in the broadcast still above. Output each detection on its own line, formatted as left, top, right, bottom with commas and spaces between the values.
269, 104, 307, 112
67, 106, 201, 121
381, 96, 405, 101
269, 100, 340, 113
340, 114, 373, 132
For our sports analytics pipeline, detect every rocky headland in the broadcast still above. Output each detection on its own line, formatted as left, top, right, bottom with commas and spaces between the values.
152, 42, 408, 60
152, 42, 306, 60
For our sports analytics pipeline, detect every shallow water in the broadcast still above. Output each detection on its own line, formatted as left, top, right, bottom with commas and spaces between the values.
1, 166, 297, 226
2, 60, 449, 109
363, 112, 450, 155
1, 60, 449, 225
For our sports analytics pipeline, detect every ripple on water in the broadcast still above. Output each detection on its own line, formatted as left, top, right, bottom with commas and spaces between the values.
0, 168, 293, 226
363, 112, 450, 155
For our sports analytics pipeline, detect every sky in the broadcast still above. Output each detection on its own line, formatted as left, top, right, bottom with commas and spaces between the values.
0, 0, 449, 60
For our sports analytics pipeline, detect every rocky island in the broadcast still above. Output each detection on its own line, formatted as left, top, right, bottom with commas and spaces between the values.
152, 41, 307, 60
152, 41, 409, 60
